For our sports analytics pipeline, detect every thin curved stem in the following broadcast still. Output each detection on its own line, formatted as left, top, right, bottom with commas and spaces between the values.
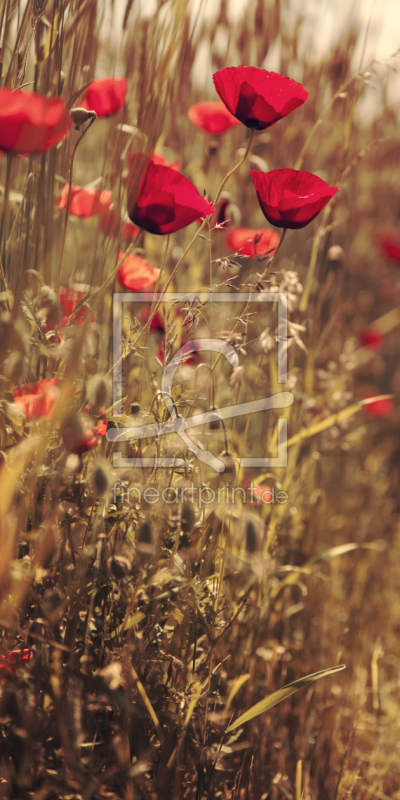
0, 154, 12, 311
56, 113, 97, 296
214, 130, 254, 206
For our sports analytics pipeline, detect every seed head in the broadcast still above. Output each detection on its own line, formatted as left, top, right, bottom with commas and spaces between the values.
87, 374, 111, 413
88, 457, 112, 497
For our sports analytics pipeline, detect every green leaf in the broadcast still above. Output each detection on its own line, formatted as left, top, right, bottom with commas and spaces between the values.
226, 664, 346, 732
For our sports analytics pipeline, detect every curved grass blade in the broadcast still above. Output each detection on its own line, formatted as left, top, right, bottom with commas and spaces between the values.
226, 664, 346, 733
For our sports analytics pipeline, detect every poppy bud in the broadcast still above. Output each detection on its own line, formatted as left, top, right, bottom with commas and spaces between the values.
207, 140, 219, 158
219, 451, 237, 479
245, 520, 259, 554
34, 285, 62, 325
108, 555, 131, 579
209, 406, 222, 430
65, 453, 84, 474
327, 245, 345, 268
138, 520, 152, 543
87, 374, 111, 413
181, 502, 196, 534
136, 520, 154, 560
70, 107, 95, 129
88, 457, 112, 497
130, 402, 140, 415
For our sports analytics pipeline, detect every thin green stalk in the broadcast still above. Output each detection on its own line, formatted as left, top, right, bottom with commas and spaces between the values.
214, 130, 254, 205
56, 113, 97, 296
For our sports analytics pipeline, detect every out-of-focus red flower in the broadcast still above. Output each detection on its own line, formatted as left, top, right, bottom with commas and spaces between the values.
14, 378, 62, 421
0, 89, 71, 153
45, 286, 92, 335
56, 185, 113, 219
188, 101, 240, 134
226, 226, 280, 257
93, 419, 108, 436
80, 77, 127, 117
63, 414, 100, 454
213, 67, 308, 131
0, 648, 32, 677
84, 407, 108, 436
364, 395, 395, 418
251, 169, 339, 229
118, 251, 160, 291
127, 153, 214, 235
358, 328, 384, 351
380, 228, 400, 262
99, 208, 139, 240
252, 484, 273, 503
141, 307, 165, 332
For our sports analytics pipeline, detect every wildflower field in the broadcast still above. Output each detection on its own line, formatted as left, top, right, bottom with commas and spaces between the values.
0, 0, 400, 797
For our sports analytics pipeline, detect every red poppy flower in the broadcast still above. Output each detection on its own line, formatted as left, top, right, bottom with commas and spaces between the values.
226, 226, 280, 257
188, 101, 240, 134
358, 328, 384, 351
127, 153, 214, 235
63, 414, 100, 454
57, 185, 113, 219
251, 169, 339, 229
14, 378, 62, 421
118, 251, 160, 290
364, 395, 395, 418
99, 208, 139, 240
0, 648, 32, 677
380, 228, 400, 262
213, 67, 308, 131
80, 78, 127, 117
0, 88, 71, 153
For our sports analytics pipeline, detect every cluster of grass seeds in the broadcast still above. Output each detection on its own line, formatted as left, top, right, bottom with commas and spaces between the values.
0, 0, 399, 798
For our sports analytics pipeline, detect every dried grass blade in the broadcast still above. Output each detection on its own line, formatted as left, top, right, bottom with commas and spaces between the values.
226, 665, 346, 732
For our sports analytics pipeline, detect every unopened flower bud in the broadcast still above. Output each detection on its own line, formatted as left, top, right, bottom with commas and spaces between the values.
70, 107, 95, 129
87, 374, 110, 413
219, 451, 237, 479
88, 457, 112, 497
34, 285, 62, 325
136, 520, 153, 560
245, 520, 259, 553
208, 406, 222, 431
108, 555, 131, 579
65, 453, 84, 474
327, 245, 345, 268
181, 502, 195, 534
206, 140, 219, 158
